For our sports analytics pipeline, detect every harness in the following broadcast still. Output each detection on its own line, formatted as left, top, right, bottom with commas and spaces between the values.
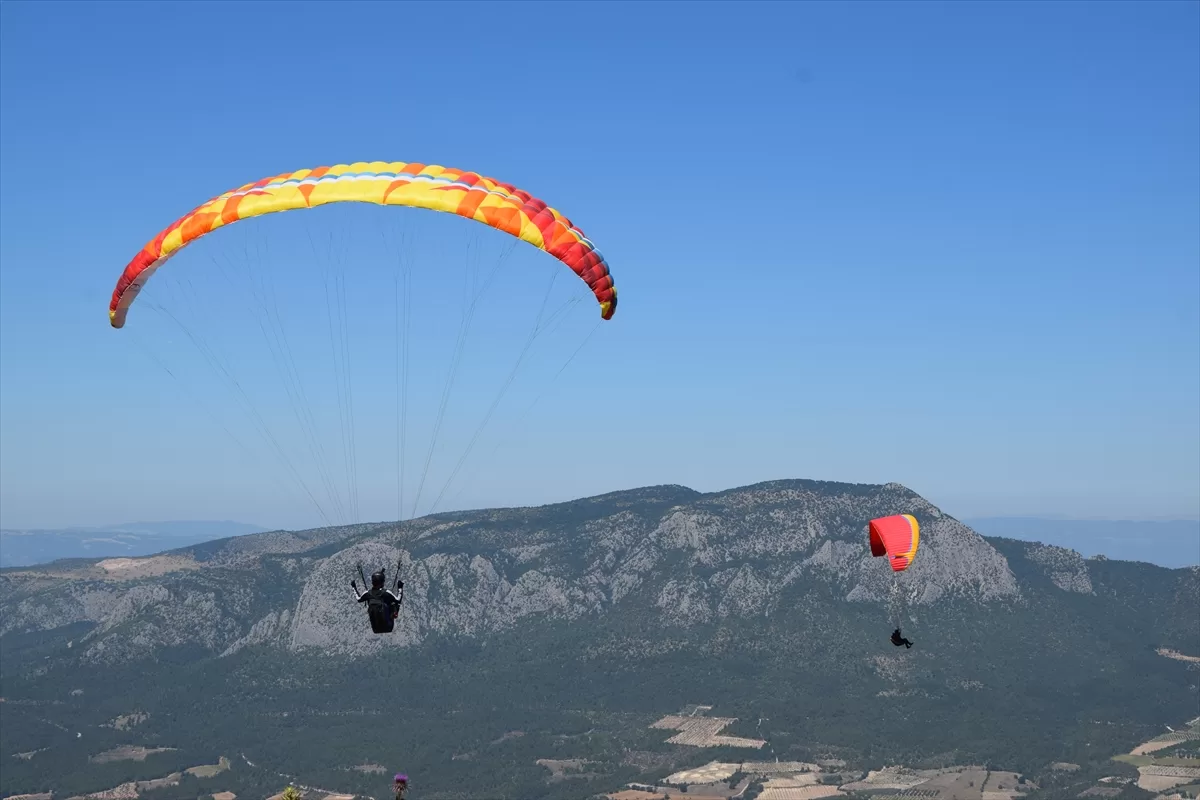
358, 560, 404, 634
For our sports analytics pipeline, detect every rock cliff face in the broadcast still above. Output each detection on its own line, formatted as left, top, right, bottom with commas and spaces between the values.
1027, 544, 1095, 594
273, 480, 1025, 655
0, 478, 1170, 666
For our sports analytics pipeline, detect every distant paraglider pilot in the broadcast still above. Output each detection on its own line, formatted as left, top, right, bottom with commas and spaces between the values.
394, 773, 408, 800
351, 564, 404, 634
869, 515, 921, 651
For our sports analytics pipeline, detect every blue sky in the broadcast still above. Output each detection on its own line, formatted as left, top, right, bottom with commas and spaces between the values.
1, 0, 1197, 530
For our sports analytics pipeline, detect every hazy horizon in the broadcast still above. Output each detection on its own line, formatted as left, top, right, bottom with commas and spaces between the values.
3, 487, 1197, 532
2, 505, 1196, 573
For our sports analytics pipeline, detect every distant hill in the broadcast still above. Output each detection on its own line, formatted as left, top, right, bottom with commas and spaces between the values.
1, 480, 1196, 800
0, 520, 269, 567
965, 517, 1199, 568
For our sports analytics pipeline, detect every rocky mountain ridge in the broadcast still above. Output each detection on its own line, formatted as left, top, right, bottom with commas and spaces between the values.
2, 478, 1188, 668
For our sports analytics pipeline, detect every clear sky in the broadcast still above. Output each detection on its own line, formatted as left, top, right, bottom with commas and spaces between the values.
1, 0, 1197, 531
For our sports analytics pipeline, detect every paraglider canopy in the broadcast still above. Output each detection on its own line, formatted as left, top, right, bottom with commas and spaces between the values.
869, 514, 920, 572
108, 160, 618, 329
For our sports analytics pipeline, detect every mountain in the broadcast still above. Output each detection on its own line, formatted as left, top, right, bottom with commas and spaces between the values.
0, 521, 269, 568
1, 480, 1196, 800
964, 517, 1200, 569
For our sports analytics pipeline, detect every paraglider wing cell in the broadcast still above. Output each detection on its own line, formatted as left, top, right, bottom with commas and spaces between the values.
868, 514, 920, 572
108, 161, 617, 328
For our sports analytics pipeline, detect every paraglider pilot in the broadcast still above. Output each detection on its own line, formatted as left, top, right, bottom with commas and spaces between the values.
891, 628, 913, 649
351, 563, 404, 634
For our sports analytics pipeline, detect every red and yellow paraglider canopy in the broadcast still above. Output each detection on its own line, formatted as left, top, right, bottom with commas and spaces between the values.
109, 160, 617, 328
869, 514, 920, 572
